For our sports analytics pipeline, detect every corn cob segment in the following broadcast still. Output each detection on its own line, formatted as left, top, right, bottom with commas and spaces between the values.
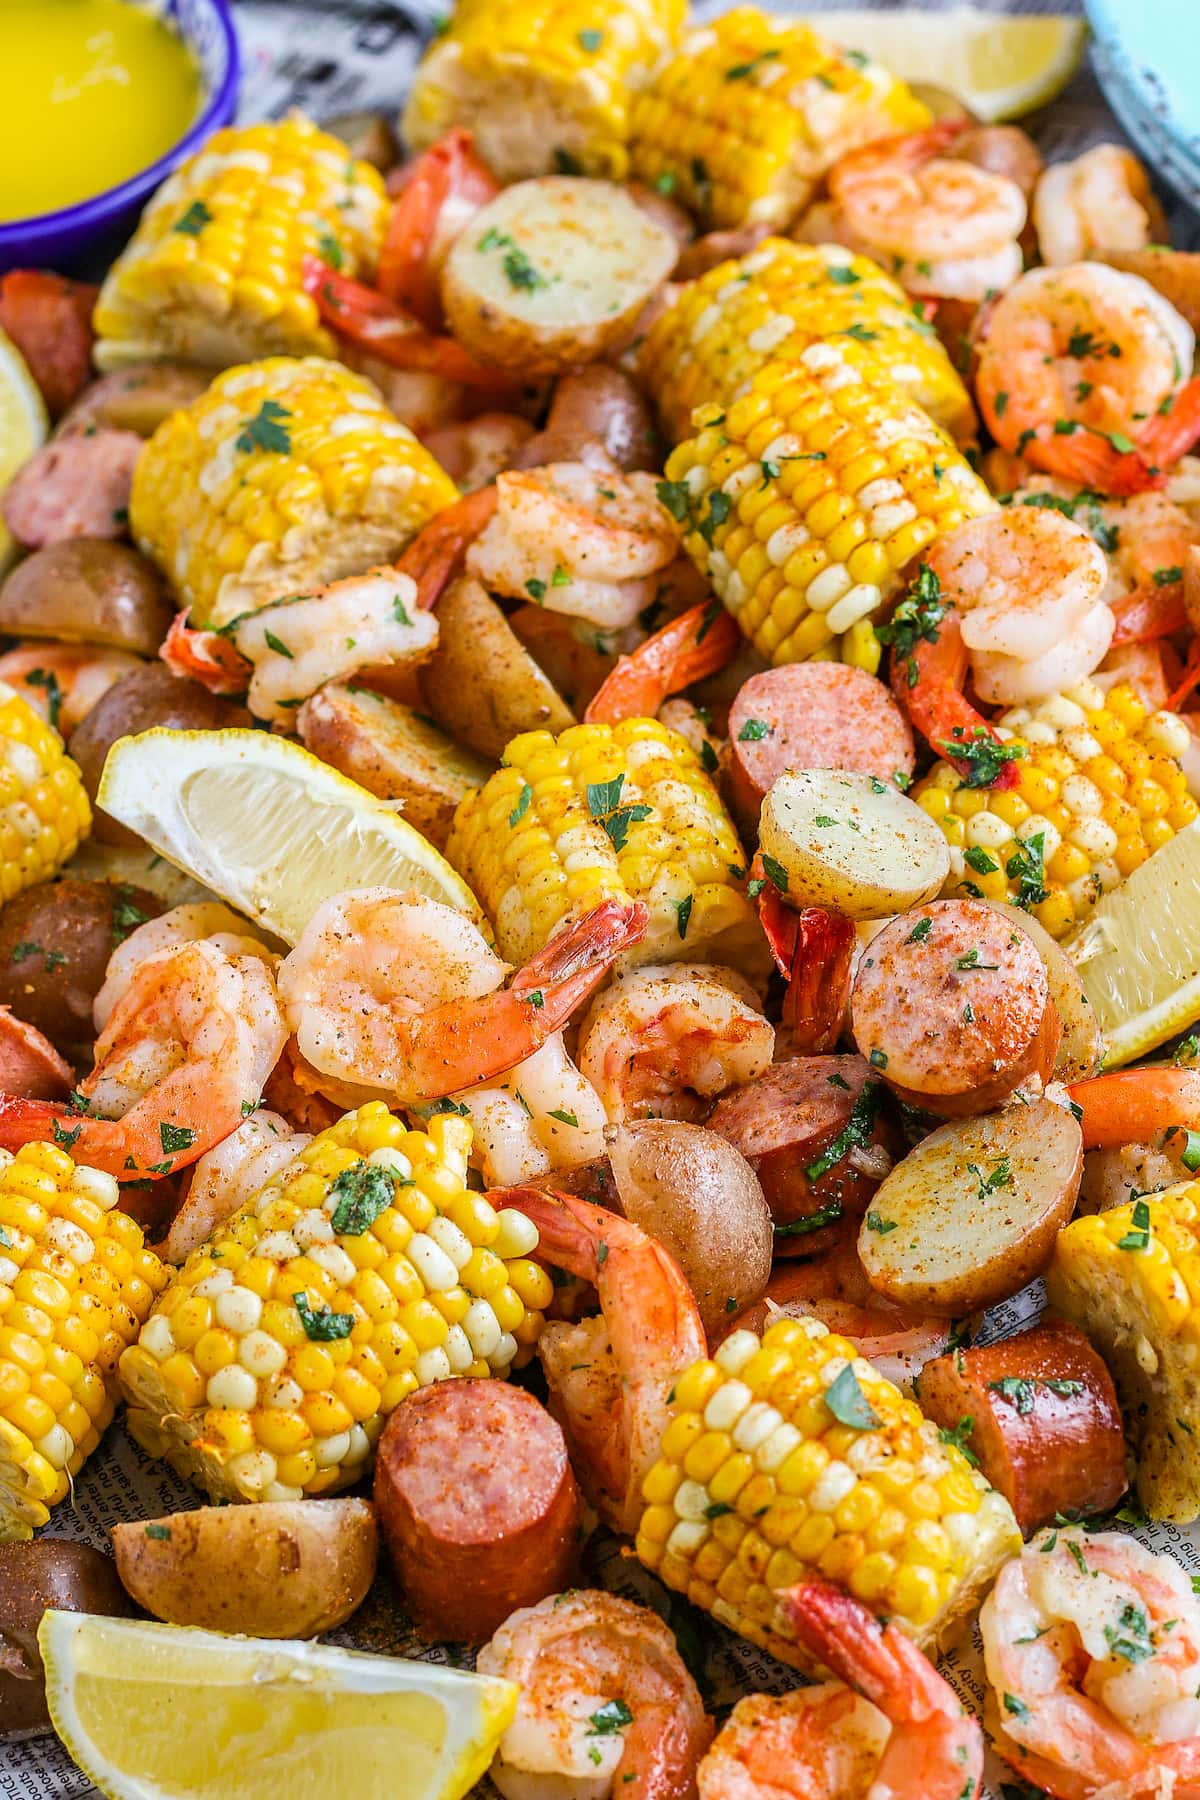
1048, 1185, 1200, 1523
665, 349, 993, 667
445, 718, 767, 981
636, 1316, 1020, 1665
0, 682, 91, 902
0, 1143, 168, 1540
644, 238, 975, 447
119, 1104, 553, 1505
628, 7, 930, 231
130, 357, 458, 627
94, 117, 388, 372
402, 0, 683, 183
914, 682, 1197, 941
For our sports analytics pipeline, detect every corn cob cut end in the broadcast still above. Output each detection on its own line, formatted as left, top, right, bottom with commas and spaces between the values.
119, 1103, 553, 1505
914, 682, 1197, 940
0, 684, 91, 903
94, 116, 388, 371
1048, 1185, 1200, 1523
0, 1142, 167, 1539
636, 1316, 1019, 1666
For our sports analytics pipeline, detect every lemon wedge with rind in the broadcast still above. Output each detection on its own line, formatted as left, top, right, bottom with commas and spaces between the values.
98, 728, 485, 945
808, 9, 1087, 121
1069, 820, 1200, 1069
40, 1612, 518, 1800
0, 325, 48, 576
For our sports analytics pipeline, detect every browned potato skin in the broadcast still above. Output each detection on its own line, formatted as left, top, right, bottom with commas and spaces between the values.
0, 540, 174, 655
0, 1540, 134, 1740
60, 363, 211, 439
990, 904, 1103, 1082
1094, 248, 1200, 334
0, 878, 162, 1057
418, 576, 574, 760
69, 665, 252, 844
508, 605, 617, 713
515, 366, 659, 473
111, 1500, 378, 1639
322, 109, 398, 173
298, 684, 493, 850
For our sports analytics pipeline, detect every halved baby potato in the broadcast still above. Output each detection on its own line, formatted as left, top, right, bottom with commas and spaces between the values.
759, 768, 951, 920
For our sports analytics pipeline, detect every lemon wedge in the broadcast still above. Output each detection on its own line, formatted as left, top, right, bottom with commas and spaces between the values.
98, 728, 485, 943
0, 325, 48, 576
809, 9, 1087, 120
40, 1612, 518, 1800
1068, 820, 1200, 1068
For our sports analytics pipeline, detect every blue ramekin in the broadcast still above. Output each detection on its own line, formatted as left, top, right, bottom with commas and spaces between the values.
0, 0, 241, 276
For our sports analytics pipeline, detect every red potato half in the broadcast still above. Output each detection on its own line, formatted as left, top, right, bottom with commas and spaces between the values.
857, 1098, 1083, 1315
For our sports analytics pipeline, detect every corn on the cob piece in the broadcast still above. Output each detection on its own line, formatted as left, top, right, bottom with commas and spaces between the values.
119, 1104, 553, 1505
130, 357, 458, 628
644, 238, 975, 447
446, 717, 767, 981
94, 117, 388, 372
0, 682, 91, 903
0, 1142, 168, 1540
914, 681, 1198, 941
1048, 1184, 1200, 1523
629, 7, 930, 232
636, 1316, 1020, 1666
664, 347, 993, 667
402, 0, 683, 183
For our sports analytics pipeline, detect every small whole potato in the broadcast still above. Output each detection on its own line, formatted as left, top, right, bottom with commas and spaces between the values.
0, 540, 174, 656
0, 878, 162, 1057
111, 1499, 378, 1639
69, 664, 251, 844
0, 1540, 134, 1741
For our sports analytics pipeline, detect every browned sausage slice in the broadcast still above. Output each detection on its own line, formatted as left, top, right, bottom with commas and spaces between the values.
850, 897, 1061, 1117
707, 1054, 895, 1254
2, 429, 142, 547
728, 664, 915, 823
916, 1319, 1126, 1534
374, 1378, 582, 1642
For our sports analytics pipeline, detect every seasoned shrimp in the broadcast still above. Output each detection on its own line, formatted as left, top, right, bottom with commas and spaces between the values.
699, 1578, 983, 1800
825, 122, 1026, 302
981, 1528, 1200, 1798
492, 1186, 707, 1532
477, 1590, 712, 1800
0, 939, 288, 1179
0, 644, 142, 737
976, 263, 1200, 494
585, 600, 741, 724
466, 460, 681, 628
457, 1032, 608, 1187
162, 1108, 307, 1263
421, 412, 534, 491
95, 901, 273, 1031
1035, 144, 1163, 268
577, 962, 775, 1124
277, 887, 647, 1105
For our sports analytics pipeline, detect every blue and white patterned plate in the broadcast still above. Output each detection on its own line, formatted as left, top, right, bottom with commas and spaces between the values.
1085, 0, 1200, 210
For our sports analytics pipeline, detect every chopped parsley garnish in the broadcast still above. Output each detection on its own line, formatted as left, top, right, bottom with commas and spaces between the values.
937, 729, 1025, 790
111, 890, 150, 944
825, 1363, 881, 1430
329, 1161, 397, 1235
293, 1292, 355, 1340
144, 1522, 173, 1539
509, 783, 532, 828
549, 1108, 579, 1127
586, 772, 652, 852
263, 628, 293, 659
1104, 1602, 1154, 1663
24, 667, 62, 730
955, 947, 1000, 972
52, 1119, 82, 1151
672, 893, 693, 940
875, 563, 945, 686
869, 1048, 888, 1068
761, 853, 789, 894
697, 490, 732, 545
1118, 1197, 1151, 1251
1006, 832, 1048, 908
724, 47, 780, 79
655, 479, 691, 523
1003, 1693, 1030, 1720
989, 1376, 1035, 1415
578, 27, 604, 50
907, 917, 932, 944
775, 1201, 844, 1237
1154, 565, 1184, 586
173, 200, 212, 236
963, 846, 999, 876
805, 1079, 882, 1182
235, 400, 292, 456
938, 1416, 978, 1466
11, 940, 66, 972
588, 1699, 633, 1735
865, 1211, 897, 1234
737, 718, 772, 742
159, 1122, 195, 1155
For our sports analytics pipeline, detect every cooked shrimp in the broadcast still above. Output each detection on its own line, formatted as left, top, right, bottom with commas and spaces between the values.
163, 1108, 307, 1262
1066, 1066, 1200, 1151
421, 412, 534, 491
466, 460, 681, 628
277, 887, 647, 1105
0, 644, 142, 737
457, 1032, 608, 1186
95, 901, 273, 1031
700, 1578, 983, 1800
0, 939, 288, 1179
477, 1590, 712, 1800
576, 962, 774, 1124
492, 1186, 707, 1532
1035, 144, 1163, 268
826, 122, 1026, 302
981, 1528, 1200, 1798
585, 600, 741, 724
976, 263, 1200, 494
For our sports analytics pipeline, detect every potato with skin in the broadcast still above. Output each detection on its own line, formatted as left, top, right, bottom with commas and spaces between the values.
110, 1500, 378, 1639
0, 878, 162, 1057
442, 178, 678, 377
857, 1098, 1083, 1315
989, 903, 1102, 1082
0, 540, 174, 656
418, 576, 574, 760
759, 768, 951, 920
0, 1540, 134, 1741
69, 664, 252, 844
59, 362, 211, 438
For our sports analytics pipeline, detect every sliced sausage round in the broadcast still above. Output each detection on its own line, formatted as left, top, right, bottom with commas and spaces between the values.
728, 663, 915, 824
916, 1319, 1126, 1534
374, 1378, 582, 1642
850, 898, 1061, 1117
707, 1054, 896, 1255
2, 429, 142, 548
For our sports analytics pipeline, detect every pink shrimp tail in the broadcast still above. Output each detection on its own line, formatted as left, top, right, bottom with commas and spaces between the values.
513, 897, 649, 1004
160, 612, 250, 695
585, 600, 740, 724
395, 485, 499, 610
1109, 578, 1187, 645
0, 1094, 72, 1151
756, 880, 854, 1052
1067, 1067, 1200, 1151
487, 1184, 615, 1284
832, 117, 965, 188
